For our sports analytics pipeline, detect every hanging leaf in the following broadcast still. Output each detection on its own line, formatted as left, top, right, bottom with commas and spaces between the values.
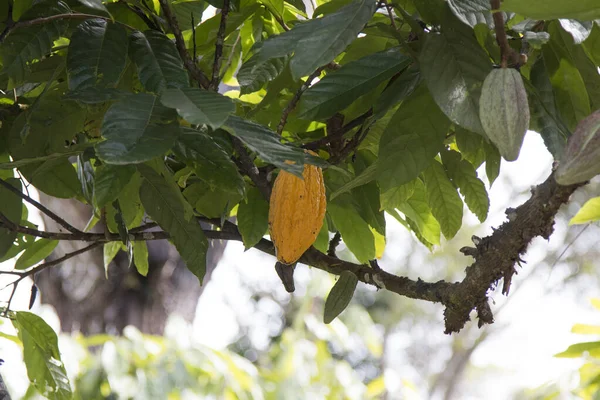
160, 87, 235, 129
237, 186, 269, 249
423, 160, 463, 240
0, 178, 23, 259
323, 270, 358, 324
14, 239, 59, 270
94, 164, 136, 208
133, 241, 149, 276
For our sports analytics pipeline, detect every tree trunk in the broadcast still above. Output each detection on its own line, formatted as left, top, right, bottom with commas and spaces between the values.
36, 195, 225, 335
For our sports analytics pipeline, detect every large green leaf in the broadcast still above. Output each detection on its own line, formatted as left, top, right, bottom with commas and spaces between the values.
67, 19, 128, 91
327, 202, 375, 263
183, 181, 241, 218
129, 30, 189, 93
546, 58, 590, 132
377, 84, 451, 191
447, 0, 511, 28
96, 93, 181, 164
13, 312, 72, 400
501, 0, 600, 21
330, 162, 377, 200
393, 179, 441, 246
0, 2, 69, 83
237, 186, 269, 249
138, 164, 208, 281
94, 164, 136, 208
0, 178, 23, 259
14, 238, 59, 270
223, 116, 306, 177
373, 64, 421, 119
238, 50, 288, 95
171, 1, 207, 30
174, 129, 245, 195
160, 87, 234, 129
441, 150, 489, 222
423, 160, 463, 239
296, 48, 411, 120
24, 158, 82, 199
380, 180, 415, 211
419, 5, 492, 135
258, 0, 377, 79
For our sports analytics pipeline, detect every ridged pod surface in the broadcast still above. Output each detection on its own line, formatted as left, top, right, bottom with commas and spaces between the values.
479, 67, 530, 161
269, 161, 326, 265
555, 109, 600, 185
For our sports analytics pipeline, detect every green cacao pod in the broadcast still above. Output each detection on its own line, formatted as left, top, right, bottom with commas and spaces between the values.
555, 109, 600, 185
479, 67, 530, 162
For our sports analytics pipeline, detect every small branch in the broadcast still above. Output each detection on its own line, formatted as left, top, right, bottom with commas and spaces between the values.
209, 0, 231, 91
383, 0, 398, 30
277, 67, 324, 135
232, 137, 272, 200
327, 232, 341, 257
0, 179, 84, 234
0, 13, 134, 43
120, 1, 160, 31
302, 109, 373, 151
490, 0, 518, 68
158, 0, 211, 89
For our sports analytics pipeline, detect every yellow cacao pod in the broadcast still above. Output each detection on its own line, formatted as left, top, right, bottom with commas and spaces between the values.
268, 160, 326, 265
479, 67, 530, 161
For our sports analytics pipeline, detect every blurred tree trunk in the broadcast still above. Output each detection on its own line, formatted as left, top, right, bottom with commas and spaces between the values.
36, 195, 225, 335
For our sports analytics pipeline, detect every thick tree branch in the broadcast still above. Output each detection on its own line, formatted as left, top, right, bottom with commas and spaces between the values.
158, 0, 211, 89
209, 0, 231, 91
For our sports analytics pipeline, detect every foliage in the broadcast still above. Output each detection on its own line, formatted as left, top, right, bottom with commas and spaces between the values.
0, 0, 599, 397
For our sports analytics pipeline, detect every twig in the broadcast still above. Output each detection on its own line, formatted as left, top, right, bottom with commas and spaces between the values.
209, 0, 231, 91
0, 13, 134, 43
327, 232, 341, 257
158, 0, 211, 89
382, 0, 397, 30
121, 1, 160, 31
219, 31, 241, 82
490, 0, 518, 68
277, 67, 324, 135
302, 109, 373, 151
0, 179, 84, 234
232, 137, 272, 200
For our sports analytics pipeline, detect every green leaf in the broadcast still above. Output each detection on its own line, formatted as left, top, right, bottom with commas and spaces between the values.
103, 241, 121, 274
75, 0, 110, 14
447, 0, 511, 28
183, 181, 241, 218
395, 179, 441, 246
454, 127, 487, 168
419, 5, 492, 135
423, 160, 463, 239
223, 116, 306, 178
314, 216, 329, 253
0, 2, 69, 83
380, 180, 415, 211
67, 19, 128, 91
94, 164, 136, 208
546, 58, 590, 132
175, 129, 245, 195
484, 140, 501, 185
237, 186, 269, 249
95, 93, 181, 164
377, 84, 451, 191
258, 0, 377, 80
13, 312, 72, 400
14, 239, 58, 270
138, 164, 208, 281
296, 48, 411, 120
26, 158, 82, 199
327, 202, 375, 263
238, 52, 288, 95
171, 1, 207, 30
441, 150, 489, 222
501, 0, 600, 21
160, 87, 234, 129
0, 178, 23, 259
323, 271, 358, 324
583, 23, 600, 66
110, 171, 143, 229
555, 341, 600, 358
133, 241, 149, 276
129, 30, 189, 93
330, 162, 377, 200
373, 63, 421, 119
569, 196, 600, 225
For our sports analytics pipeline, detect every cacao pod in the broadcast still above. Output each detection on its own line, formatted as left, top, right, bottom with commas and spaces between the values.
479, 67, 530, 162
268, 159, 326, 265
555, 109, 600, 185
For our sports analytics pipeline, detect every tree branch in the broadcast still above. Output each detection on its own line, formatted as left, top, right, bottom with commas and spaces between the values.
232, 137, 272, 200
209, 0, 231, 91
277, 67, 325, 135
158, 0, 211, 89
490, 0, 519, 68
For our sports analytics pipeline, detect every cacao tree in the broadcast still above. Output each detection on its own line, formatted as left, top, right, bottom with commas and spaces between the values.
0, 0, 600, 397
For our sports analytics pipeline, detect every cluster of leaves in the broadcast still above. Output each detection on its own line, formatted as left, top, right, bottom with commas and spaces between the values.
0, 0, 599, 397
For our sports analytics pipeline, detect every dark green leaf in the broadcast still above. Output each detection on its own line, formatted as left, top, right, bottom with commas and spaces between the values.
171, 1, 207, 30
423, 160, 463, 239
67, 19, 128, 91
175, 129, 245, 195
501, 0, 600, 21
94, 164, 136, 208
330, 162, 377, 200
419, 5, 492, 135
95, 93, 181, 164
323, 270, 358, 324
441, 150, 489, 222
13, 312, 72, 400
258, 0, 377, 79
25, 158, 82, 199
64, 87, 127, 104
583, 23, 600, 66
75, 0, 110, 14
129, 30, 189, 93
454, 127, 487, 168
160, 87, 234, 129
14, 239, 59, 270
223, 116, 306, 178
139, 164, 208, 281
374, 64, 421, 118
377, 84, 451, 191
484, 140, 501, 185
237, 186, 269, 249
238, 48, 288, 95
183, 181, 241, 218
0, 178, 23, 259
447, 0, 511, 28
297, 48, 411, 120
